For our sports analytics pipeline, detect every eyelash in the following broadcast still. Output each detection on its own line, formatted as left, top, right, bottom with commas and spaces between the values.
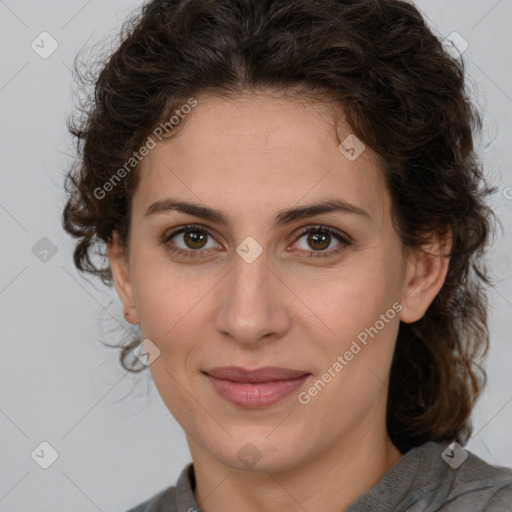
162, 223, 352, 260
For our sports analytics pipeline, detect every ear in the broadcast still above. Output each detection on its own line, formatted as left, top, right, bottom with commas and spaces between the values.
399, 230, 452, 324
107, 230, 140, 325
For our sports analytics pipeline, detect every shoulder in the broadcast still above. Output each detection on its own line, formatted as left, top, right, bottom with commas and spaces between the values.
484, 483, 512, 510
439, 446, 512, 511
125, 462, 196, 512
126, 485, 177, 512
352, 441, 512, 512
404, 442, 512, 511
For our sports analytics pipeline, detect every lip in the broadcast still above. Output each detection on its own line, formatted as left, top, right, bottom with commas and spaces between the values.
203, 366, 311, 408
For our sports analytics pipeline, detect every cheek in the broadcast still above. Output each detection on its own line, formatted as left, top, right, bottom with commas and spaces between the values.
296, 262, 399, 332
134, 268, 206, 422
296, 259, 401, 389
300, 289, 400, 425
130, 252, 209, 339
148, 359, 200, 432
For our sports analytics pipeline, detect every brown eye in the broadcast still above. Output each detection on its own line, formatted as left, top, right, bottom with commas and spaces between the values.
164, 224, 222, 258
292, 226, 352, 258
183, 230, 208, 249
306, 231, 331, 251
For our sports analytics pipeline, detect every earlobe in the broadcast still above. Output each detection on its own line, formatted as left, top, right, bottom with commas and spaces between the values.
107, 230, 140, 325
399, 232, 452, 324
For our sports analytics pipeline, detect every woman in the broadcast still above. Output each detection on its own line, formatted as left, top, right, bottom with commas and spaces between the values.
62, 0, 512, 510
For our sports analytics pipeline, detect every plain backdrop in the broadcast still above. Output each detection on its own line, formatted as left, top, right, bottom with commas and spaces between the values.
1, 1, 511, 511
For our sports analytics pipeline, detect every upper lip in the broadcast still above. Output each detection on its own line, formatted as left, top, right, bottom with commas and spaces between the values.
203, 366, 310, 383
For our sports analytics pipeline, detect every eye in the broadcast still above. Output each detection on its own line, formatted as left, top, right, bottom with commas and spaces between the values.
291, 225, 352, 258
163, 224, 352, 260
163, 224, 222, 258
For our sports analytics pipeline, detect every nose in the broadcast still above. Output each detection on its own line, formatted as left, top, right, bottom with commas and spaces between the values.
215, 246, 292, 346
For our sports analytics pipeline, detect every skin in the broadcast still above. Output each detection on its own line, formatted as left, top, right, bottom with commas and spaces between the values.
108, 91, 451, 512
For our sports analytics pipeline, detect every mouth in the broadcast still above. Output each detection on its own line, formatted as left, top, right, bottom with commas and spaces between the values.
202, 366, 311, 408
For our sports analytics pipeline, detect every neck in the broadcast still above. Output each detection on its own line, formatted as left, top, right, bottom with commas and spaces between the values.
189, 426, 402, 512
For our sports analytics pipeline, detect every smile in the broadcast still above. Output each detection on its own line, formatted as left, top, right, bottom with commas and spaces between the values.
203, 366, 311, 408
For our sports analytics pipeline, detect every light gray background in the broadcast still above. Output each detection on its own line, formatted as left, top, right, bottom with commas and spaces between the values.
0, 1, 511, 511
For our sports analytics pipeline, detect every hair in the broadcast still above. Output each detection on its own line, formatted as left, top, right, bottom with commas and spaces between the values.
62, 0, 498, 454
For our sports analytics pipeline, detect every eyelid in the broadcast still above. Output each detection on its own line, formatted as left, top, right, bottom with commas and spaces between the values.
288, 225, 352, 258
163, 223, 352, 258
163, 223, 222, 255
293, 224, 353, 244
164, 223, 221, 242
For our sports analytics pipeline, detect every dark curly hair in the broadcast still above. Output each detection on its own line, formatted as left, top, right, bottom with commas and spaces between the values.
62, 0, 498, 454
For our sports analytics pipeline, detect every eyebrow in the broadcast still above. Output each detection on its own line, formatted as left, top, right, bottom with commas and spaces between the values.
143, 197, 371, 227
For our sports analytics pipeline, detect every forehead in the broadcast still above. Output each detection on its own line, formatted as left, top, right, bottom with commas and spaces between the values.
134, 92, 390, 223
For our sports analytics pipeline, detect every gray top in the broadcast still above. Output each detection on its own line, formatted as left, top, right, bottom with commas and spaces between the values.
127, 441, 512, 511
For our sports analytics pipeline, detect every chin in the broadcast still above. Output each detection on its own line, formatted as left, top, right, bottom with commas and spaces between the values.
213, 432, 307, 473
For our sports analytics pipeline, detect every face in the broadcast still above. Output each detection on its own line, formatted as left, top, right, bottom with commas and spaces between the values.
109, 91, 448, 472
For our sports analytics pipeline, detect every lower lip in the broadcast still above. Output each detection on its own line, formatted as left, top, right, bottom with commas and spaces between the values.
204, 373, 310, 408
